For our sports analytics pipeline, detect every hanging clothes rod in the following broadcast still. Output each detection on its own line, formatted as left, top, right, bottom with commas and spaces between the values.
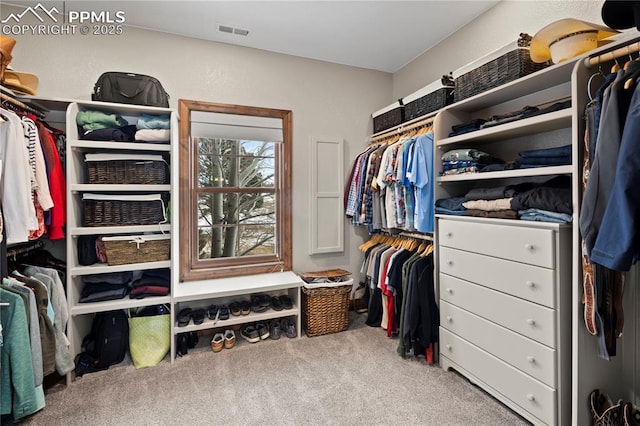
369, 114, 436, 143
6, 239, 45, 260
0, 92, 46, 119
585, 38, 640, 68
398, 231, 433, 241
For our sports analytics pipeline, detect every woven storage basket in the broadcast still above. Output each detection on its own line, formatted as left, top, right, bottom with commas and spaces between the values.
82, 193, 166, 227
102, 234, 170, 266
403, 76, 454, 121
85, 153, 167, 184
302, 279, 352, 337
453, 34, 550, 103
372, 101, 404, 133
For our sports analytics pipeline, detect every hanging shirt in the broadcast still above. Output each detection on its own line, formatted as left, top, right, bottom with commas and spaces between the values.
0, 108, 38, 243
408, 131, 434, 234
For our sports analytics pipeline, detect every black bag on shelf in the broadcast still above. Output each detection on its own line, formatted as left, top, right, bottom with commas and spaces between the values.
92, 71, 169, 107
82, 310, 129, 368
77, 235, 99, 265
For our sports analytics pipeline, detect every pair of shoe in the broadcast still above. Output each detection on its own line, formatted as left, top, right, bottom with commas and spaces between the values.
590, 389, 640, 426
206, 305, 229, 322
250, 294, 271, 313
270, 295, 293, 311
229, 300, 251, 316
176, 332, 199, 356
177, 307, 214, 327
268, 318, 296, 340
211, 329, 236, 352
240, 322, 270, 343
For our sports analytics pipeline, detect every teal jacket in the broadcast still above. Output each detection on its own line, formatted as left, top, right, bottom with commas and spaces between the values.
1, 288, 44, 420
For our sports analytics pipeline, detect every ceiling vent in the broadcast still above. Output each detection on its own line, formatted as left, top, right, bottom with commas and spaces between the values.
218, 24, 249, 36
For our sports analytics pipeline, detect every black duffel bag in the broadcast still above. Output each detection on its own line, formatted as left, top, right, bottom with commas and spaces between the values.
92, 71, 169, 107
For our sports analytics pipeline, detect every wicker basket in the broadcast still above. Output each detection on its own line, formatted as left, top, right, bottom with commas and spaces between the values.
102, 234, 170, 266
453, 34, 550, 103
403, 77, 454, 121
85, 153, 167, 184
372, 101, 404, 133
302, 281, 352, 337
82, 193, 166, 227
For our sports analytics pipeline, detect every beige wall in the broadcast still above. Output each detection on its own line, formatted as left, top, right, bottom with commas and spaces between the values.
6, 5, 391, 277
393, 0, 606, 100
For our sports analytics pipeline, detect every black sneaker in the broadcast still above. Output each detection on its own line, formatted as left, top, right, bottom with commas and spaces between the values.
270, 296, 283, 311
269, 320, 282, 339
241, 325, 260, 343
255, 322, 270, 340
177, 334, 189, 356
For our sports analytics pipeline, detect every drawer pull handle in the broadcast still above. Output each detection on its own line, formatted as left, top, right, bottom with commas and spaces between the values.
526, 281, 535, 288
527, 318, 536, 326
525, 243, 534, 251
446, 315, 452, 322
447, 288, 453, 294
446, 344, 452, 351
446, 232, 453, 237
527, 356, 535, 363
447, 261, 453, 266
526, 394, 535, 402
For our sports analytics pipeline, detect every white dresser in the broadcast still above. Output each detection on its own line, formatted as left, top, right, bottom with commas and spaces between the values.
437, 216, 571, 425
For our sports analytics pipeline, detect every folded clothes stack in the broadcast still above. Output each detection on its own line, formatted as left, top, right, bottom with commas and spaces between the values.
79, 271, 137, 303
440, 148, 505, 176
135, 113, 170, 143
435, 176, 573, 223
76, 110, 136, 141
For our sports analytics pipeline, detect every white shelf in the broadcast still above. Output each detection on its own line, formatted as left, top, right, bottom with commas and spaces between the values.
437, 108, 572, 147
69, 260, 171, 277
69, 140, 171, 152
70, 184, 171, 192
172, 271, 304, 303
70, 296, 171, 316
444, 59, 576, 112
69, 224, 171, 236
437, 165, 572, 182
173, 306, 299, 334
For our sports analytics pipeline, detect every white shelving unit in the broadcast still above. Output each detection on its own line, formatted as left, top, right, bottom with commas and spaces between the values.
433, 58, 577, 425
171, 271, 303, 361
65, 100, 178, 379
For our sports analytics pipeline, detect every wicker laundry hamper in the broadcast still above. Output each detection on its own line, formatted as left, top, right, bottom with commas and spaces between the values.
300, 269, 352, 337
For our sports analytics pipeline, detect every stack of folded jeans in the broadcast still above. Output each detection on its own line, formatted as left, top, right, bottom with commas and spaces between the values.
79, 271, 137, 303
515, 144, 571, 169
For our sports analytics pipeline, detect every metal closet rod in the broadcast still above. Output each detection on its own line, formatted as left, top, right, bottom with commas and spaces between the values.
585, 39, 640, 68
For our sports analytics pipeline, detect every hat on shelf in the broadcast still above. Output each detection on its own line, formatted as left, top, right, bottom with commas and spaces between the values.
0, 34, 39, 96
0, 35, 15, 81
602, 0, 640, 31
530, 18, 619, 64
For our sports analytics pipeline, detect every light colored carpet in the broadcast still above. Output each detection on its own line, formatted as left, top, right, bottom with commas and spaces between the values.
21, 313, 530, 425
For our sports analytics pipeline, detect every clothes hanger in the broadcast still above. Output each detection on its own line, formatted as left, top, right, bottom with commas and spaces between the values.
587, 63, 605, 102
623, 42, 640, 90
611, 57, 621, 73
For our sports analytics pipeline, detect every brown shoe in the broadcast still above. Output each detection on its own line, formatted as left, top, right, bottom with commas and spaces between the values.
210, 333, 224, 353
223, 329, 236, 349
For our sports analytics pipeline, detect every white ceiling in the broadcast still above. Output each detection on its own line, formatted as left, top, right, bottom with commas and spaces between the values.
5, 1, 500, 72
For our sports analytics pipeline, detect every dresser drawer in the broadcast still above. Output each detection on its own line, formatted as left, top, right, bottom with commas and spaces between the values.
440, 328, 556, 426
440, 274, 556, 347
441, 301, 557, 387
439, 219, 556, 268
439, 246, 556, 308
